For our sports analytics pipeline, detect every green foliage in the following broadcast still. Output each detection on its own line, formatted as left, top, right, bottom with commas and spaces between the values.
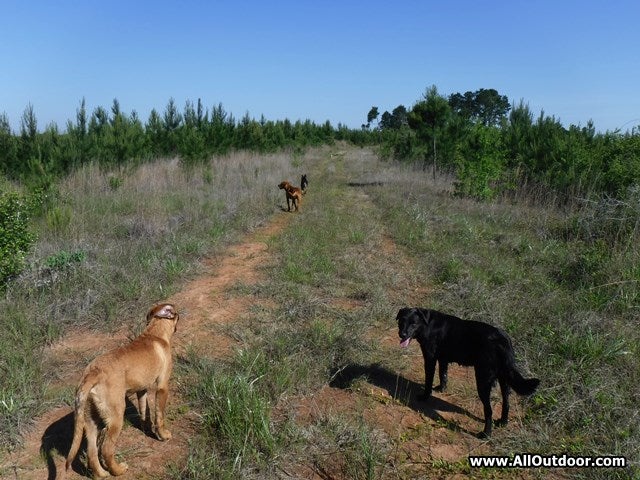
184, 354, 278, 473
45, 250, 86, 271
379, 105, 408, 130
0, 113, 18, 177
366, 106, 379, 129
0, 192, 37, 286
602, 131, 640, 195
379, 86, 640, 202
45, 204, 73, 234
178, 126, 208, 165
1, 99, 373, 185
408, 86, 451, 145
454, 125, 507, 199
408, 85, 453, 176
553, 239, 610, 289
449, 88, 510, 126
108, 175, 123, 190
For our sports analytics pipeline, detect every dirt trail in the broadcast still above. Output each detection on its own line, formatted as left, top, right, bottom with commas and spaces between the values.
1, 213, 290, 480
2, 171, 534, 480
276, 186, 533, 479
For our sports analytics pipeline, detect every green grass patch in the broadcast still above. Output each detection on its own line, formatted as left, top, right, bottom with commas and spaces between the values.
4, 146, 639, 479
0, 151, 298, 448
368, 168, 640, 477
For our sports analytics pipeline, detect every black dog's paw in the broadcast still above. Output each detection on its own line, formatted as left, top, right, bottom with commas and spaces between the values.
434, 384, 447, 392
477, 430, 491, 440
495, 418, 509, 427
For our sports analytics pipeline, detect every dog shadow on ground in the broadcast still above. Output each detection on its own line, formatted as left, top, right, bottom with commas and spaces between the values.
330, 363, 482, 436
40, 396, 154, 479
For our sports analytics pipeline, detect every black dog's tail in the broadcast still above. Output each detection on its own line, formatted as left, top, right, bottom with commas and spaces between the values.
497, 332, 540, 396
508, 369, 540, 395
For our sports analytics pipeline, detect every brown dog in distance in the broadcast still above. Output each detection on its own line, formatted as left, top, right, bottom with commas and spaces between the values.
278, 180, 303, 212
63, 303, 179, 478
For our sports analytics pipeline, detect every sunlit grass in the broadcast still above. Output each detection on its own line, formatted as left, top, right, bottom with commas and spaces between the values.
0, 149, 301, 447
2, 144, 638, 479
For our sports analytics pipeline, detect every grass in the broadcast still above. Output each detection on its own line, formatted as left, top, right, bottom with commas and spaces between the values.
2, 144, 638, 479
365, 161, 639, 478
182, 146, 637, 478
0, 149, 305, 448
186, 354, 278, 470
173, 147, 403, 478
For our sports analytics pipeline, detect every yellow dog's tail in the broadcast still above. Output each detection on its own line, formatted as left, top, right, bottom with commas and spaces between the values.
65, 372, 99, 473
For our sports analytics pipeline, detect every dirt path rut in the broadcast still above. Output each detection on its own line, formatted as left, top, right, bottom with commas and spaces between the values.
2, 214, 290, 480
2, 168, 534, 480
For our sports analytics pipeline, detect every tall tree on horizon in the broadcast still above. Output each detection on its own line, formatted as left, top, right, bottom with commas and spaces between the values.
408, 85, 451, 179
449, 88, 510, 126
0, 113, 18, 177
366, 106, 379, 129
163, 98, 182, 153
379, 105, 408, 130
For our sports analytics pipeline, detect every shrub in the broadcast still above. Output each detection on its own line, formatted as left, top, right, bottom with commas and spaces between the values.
0, 192, 36, 286
45, 205, 73, 234
45, 250, 86, 271
454, 125, 507, 200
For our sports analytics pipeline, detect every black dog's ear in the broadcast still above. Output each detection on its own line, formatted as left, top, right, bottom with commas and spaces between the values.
415, 308, 431, 325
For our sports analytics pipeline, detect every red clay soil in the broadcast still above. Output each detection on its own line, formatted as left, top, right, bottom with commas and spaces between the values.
1, 204, 545, 480
275, 324, 534, 480
1, 213, 290, 480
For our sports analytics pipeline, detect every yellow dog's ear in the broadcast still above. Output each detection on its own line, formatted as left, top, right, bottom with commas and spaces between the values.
147, 303, 177, 321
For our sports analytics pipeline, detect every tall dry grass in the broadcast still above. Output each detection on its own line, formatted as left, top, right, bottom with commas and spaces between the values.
0, 149, 311, 448
2, 144, 637, 479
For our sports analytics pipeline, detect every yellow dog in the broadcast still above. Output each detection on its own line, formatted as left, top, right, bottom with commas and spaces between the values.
63, 304, 179, 478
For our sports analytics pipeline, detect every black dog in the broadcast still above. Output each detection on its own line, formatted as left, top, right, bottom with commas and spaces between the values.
397, 307, 539, 437
300, 174, 308, 194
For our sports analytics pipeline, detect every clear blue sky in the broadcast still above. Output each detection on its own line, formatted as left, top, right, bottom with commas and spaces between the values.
1, 0, 639, 133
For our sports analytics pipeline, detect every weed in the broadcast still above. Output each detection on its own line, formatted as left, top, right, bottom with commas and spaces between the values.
45, 250, 86, 270
0, 192, 37, 285
344, 421, 387, 480
45, 205, 73, 234
177, 354, 279, 477
108, 175, 122, 191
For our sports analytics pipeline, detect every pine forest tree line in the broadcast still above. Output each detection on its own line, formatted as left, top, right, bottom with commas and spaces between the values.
0, 97, 368, 188
370, 86, 640, 201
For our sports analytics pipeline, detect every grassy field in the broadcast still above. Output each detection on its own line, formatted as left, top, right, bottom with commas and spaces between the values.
171, 148, 638, 479
1, 145, 638, 479
0, 150, 296, 446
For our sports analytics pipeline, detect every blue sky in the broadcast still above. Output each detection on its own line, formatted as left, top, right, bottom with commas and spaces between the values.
1, 0, 639, 133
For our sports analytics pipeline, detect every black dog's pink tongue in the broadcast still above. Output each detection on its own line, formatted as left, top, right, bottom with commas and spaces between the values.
400, 338, 411, 348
